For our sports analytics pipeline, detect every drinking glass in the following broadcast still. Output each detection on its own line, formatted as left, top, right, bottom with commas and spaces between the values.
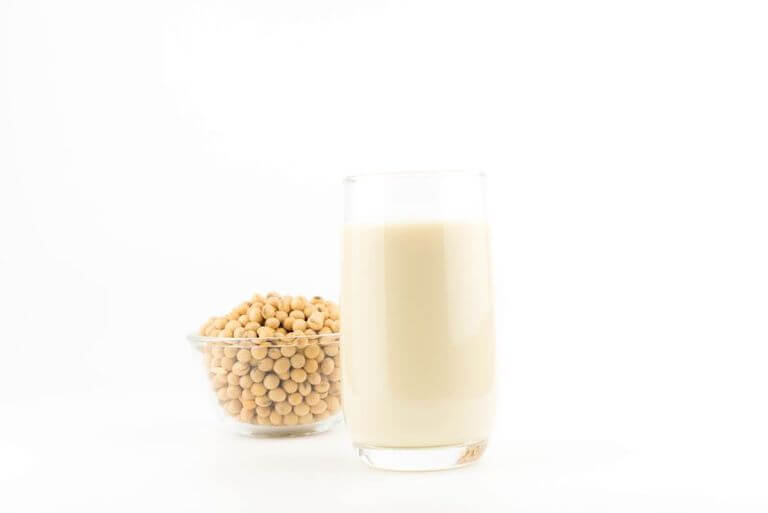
341, 171, 495, 471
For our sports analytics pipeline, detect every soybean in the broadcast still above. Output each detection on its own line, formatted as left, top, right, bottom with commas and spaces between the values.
198, 292, 341, 429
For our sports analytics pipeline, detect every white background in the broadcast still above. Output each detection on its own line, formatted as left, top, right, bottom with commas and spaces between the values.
1, 0, 767, 511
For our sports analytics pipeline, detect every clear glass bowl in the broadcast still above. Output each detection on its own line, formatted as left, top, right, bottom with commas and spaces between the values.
188, 333, 342, 437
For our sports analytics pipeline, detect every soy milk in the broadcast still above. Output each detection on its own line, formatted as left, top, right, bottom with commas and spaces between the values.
341, 222, 494, 447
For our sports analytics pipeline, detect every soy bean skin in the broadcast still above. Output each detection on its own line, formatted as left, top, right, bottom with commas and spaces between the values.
262, 304, 276, 319
290, 368, 308, 383
240, 408, 255, 422
274, 401, 292, 415
254, 396, 272, 407
293, 403, 310, 417
226, 399, 242, 415
273, 358, 291, 375
310, 400, 327, 415
198, 292, 341, 430
327, 396, 341, 413
304, 344, 320, 359
263, 373, 280, 390
232, 362, 250, 376
282, 380, 298, 394
290, 354, 306, 369
227, 385, 242, 399
268, 388, 287, 403
320, 358, 335, 375
304, 359, 319, 374
307, 312, 324, 331
239, 375, 253, 389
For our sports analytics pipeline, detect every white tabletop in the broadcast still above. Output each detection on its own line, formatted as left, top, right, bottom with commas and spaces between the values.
3, 389, 766, 513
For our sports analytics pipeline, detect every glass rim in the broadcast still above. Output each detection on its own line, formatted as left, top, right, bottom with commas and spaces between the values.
187, 333, 340, 350
343, 169, 486, 184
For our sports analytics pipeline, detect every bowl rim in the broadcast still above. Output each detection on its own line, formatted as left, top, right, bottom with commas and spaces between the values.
187, 333, 341, 350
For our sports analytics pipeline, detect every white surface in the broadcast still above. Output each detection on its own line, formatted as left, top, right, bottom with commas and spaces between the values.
1, 0, 767, 511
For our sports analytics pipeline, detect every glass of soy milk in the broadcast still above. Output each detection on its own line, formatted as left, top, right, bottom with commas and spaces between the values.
341, 171, 495, 471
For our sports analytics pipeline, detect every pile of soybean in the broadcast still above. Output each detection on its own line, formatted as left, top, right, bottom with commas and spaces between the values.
198, 293, 341, 427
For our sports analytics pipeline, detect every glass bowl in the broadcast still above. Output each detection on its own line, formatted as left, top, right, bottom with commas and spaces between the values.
188, 333, 342, 437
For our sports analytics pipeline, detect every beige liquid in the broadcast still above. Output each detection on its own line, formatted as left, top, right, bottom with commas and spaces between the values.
341, 222, 495, 447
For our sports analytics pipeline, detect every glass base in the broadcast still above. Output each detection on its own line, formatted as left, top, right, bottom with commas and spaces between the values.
227, 412, 342, 438
355, 440, 487, 471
